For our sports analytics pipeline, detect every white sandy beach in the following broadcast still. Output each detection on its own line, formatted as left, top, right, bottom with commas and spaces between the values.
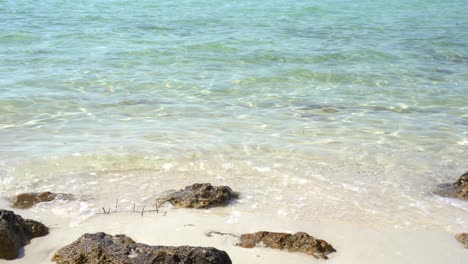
1, 1, 467, 263
2, 198, 466, 264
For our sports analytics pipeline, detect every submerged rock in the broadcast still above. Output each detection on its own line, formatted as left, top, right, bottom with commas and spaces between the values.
158, 183, 239, 209
455, 233, 468, 249
0, 209, 48, 260
436, 172, 468, 201
52, 232, 232, 264
237, 231, 336, 259
11, 191, 73, 209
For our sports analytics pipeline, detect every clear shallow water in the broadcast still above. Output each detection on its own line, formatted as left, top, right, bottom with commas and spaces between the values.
0, 0, 467, 230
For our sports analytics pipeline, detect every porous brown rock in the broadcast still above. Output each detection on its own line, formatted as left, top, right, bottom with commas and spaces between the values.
237, 231, 336, 259
0, 209, 49, 260
157, 183, 239, 209
436, 172, 468, 201
454, 172, 468, 200
52, 232, 232, 264
455, 233, 468, 249
11, 191, 73, 209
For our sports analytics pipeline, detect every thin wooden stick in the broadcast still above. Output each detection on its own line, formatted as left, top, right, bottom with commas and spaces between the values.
141, 202, 147, 216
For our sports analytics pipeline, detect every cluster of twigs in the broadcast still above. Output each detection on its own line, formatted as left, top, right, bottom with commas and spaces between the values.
97, 199, 168, 217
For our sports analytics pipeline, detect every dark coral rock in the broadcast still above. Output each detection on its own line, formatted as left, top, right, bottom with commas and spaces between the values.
11, 191, 73, 209
456, 172, 468, 186
237, 231, 336, 259
158, 183, 239, 209
455, 233, 468, 249
0, 209, 48, 260
436, 172, 468, 201
52, 232, 232, 264
454, 172, 468, 200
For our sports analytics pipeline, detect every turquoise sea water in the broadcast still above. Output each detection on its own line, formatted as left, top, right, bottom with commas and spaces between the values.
0, 1, 467, 230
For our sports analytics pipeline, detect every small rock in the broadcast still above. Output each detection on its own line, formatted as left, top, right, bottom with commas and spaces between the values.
11, 192, 73, 209
456, 172, 468, 185
436, 172, 468, 201
158, 183, 239, 209
455, 233, 468, 249
52, 232, 232, 264
0, 209, 48, 260
454, 172, 468, 200
237, 231, 336, 259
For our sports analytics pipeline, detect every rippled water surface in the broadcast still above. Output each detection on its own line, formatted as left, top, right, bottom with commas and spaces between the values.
0, 0, 467, 230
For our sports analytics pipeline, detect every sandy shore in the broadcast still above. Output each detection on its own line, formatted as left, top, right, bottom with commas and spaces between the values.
3, 202, 466, 264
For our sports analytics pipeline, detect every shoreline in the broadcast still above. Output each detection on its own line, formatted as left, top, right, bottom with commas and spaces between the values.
1, 0, 467, 263
4, 205, 467, 264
